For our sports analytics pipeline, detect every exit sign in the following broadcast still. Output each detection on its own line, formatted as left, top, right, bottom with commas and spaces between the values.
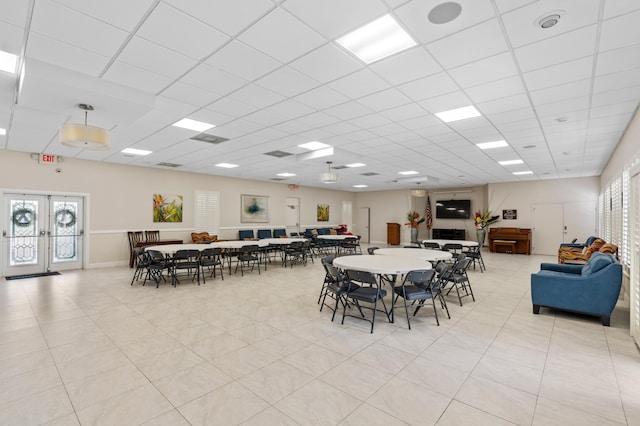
39, 154, 57, 165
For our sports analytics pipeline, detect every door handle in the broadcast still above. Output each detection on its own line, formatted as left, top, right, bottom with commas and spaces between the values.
40, 230, 46, 236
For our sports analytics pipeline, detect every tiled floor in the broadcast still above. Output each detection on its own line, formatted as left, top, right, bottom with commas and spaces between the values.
1, 248, 639, 425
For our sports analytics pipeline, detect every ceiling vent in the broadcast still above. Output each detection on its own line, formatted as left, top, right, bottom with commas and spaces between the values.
190, 133, 229, 144
264, 150, 294, 158
331, 165, 348, 170
157, 162, 182, 168
270, 177, 287, 181
360, 172, 380, 176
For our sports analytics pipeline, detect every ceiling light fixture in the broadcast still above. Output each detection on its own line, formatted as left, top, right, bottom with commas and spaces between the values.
0, 50, 17, 74
353, 184, 368, 188
513, 171, 534, 175
336, 14, 417, 64
0, 128, 6, 135
277, 172, 296, 177
435, 105, 481, 123
346, 163, 366, 168
499, 159, 523, 166
476, 140, 508, 150
122, 148, 152, 156
428, 2, 463, 24
298, 141, 330, 150
215, 163, 238, 168
411, 182, 426, 197
537, 11, 564, 29
398, 170, 419, 175
320, 161, 338, 184
60, 104, 111, 150
172, 118, 215, 132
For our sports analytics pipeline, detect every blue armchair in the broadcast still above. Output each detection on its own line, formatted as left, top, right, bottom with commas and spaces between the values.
530, 252, 622, 326
559, 235, 598, 249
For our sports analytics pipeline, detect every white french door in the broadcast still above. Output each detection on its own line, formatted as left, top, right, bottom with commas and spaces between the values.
2, 194, 84, 276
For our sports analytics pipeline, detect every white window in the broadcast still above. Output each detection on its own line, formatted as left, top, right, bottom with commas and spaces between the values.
194, 190, 220, 234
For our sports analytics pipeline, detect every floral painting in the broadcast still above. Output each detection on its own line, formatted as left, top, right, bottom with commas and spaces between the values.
241, 195, 269, 223
317, 204, 329, 222
153, 194, 183, 222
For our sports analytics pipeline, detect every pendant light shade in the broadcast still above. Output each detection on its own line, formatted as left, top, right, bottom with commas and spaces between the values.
320, 161, 338, 184
411, 182, 426, 197
60, 104, 111, 150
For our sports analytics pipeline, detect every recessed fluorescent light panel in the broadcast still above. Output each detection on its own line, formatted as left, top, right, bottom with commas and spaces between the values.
353, 185, 368, 188
336, 14, 417, 64
435, 105, 481, 123
298, 141, 330, 150
0, 50, 17, 74
346, 163, 366, 168
499, 159, 523, 166
215, 163, 238, 168
0, 128, 6, 135
513, 171, 533, 175
172, 118, 215, 132
277, 172, 296, 177
398, 170, 419, 175
476, 140, 509, 150
121, 148, 152, 156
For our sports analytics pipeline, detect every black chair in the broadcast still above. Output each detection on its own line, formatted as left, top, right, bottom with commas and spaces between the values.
273, 229, 287, 238
172, 249, 201, 285
441, 243, 463, 255
318, 255, 336, 304
393, 269, 449, 329
235, 245, 260, 276
367, 247, 379, 255
130, 248, 150, 285
423, 241, 441, 250
342, 269, 390, 333
257, 229, 272, 239
319, 258, 360, 321
146, 249, 171, 288
302, 239, 314, 264
199, 247, 224, 282
238, 229, 255, 240
339, 237, 359, 255
283, 240, 305, 267
403, 245, 421, 248
437, 256, 474, 306
463, 244, 486, 272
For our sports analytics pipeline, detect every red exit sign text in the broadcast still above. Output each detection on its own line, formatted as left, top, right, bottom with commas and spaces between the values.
39, 154, 57, 165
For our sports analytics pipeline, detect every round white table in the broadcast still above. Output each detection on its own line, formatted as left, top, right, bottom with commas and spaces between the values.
210, 240, 268, 249
317, 235, 354, 240
332, 255, 432, 323
145, 243, 205, 254
259, 238, 307, 245
422, 239, 479, 248
374, 248, 452, 262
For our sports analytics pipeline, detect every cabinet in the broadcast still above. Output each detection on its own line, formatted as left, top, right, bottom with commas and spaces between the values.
387, 223, 400, 245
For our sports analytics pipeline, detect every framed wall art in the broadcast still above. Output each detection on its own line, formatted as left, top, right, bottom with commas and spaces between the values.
317, 204, 329, 222
241, 194, 269, 223
153, 194, 183, 222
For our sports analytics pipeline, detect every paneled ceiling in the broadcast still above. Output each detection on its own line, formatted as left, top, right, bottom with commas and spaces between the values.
1, 0, 639, 191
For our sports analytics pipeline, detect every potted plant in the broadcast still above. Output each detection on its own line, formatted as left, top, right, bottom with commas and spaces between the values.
474, 209, 500, 246
405, 211, 425, 243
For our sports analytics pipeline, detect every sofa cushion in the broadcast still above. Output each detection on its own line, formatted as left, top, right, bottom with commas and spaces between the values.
581, 252, 614, 277
599, 243, 618, 255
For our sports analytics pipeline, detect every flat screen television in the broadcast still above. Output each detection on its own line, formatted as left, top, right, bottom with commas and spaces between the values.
436, 199, 471, 219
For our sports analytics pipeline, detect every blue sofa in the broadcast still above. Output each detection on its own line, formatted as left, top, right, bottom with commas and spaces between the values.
530, 252, 622, 326
559, 235, 598, 249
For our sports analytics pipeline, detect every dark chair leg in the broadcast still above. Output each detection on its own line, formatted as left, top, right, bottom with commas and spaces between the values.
601, 315, 610, 326
533, 304, 540, 314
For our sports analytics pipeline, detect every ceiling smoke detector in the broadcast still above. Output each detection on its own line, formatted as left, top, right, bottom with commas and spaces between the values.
536, 11, 564, 29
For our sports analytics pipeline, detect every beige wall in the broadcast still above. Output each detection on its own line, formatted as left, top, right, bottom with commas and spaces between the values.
0, 151, 354, 268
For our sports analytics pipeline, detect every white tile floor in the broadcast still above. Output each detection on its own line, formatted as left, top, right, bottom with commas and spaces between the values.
1, 248, 639, 425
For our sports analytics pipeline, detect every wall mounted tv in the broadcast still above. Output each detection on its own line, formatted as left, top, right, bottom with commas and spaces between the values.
436, 199, 471, 219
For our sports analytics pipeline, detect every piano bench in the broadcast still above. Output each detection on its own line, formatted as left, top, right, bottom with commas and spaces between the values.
493, 240, 516, 254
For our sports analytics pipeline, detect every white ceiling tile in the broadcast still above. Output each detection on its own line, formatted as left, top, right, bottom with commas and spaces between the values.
267, 99, 317, 120
327, 68, 390, 102
426, 19, 509, 69
116, 36, 198, 79
228, 84, 285, 109
533, 96, 590, 119
289, 43, 363, 83
465, 75, 526, 104
283, 0, 387, 39
514, 25, 597, 72
102, 61, 173, 94
0, 1, 30, 27
449, 52, 518, 89
594, 68, 640, 94
397, 72, 458, 102
590, 100, 638, 119
369, 46, 442, 85
51, 0, 157, 32
397, 115, 441, 131
357, 88, 411, 112
165, 0, 275, 37
603, 0, 640, 19
324, 102, 372, 120
395, 0, 496, 44
493, 0, 537, 14
0, 21, 24, 55
238, 8, 326, 63
350, 113, 393, 129
206, 97, 259, 118
530, 79, 591, 106
255, 66, 321, 98
487, 107, 537, 125
596, 44, 640, 76
243, 109, 289, 127
206, 40, 282, 81
591, 85, 640, 108
523, 57, 593, 91
181, 64, 247, 96
600, 9, 640, 52
380, 103, 428, 122
136, 3, 230, 60
294, 86, 350, 110
297, 111, 341, 128
27, 33, 110, 77
31, 0, 128, 57
477, 93, 531, 115
160, 81, 221, 108
419, 91, 472, 114
501, 0, 599, 48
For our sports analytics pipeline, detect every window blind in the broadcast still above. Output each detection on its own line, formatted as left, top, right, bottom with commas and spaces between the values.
194, 190, 220, 234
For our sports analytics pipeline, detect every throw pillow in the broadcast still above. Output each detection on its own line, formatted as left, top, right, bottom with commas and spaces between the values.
582, 252, 613, 276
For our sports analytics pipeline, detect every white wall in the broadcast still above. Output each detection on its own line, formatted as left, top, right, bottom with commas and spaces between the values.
354, 189, 411, 244
0, 151, 355, 267
601, 106, 640, 186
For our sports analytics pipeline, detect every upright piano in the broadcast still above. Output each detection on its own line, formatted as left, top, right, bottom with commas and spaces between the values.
488, 227, 531, 255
